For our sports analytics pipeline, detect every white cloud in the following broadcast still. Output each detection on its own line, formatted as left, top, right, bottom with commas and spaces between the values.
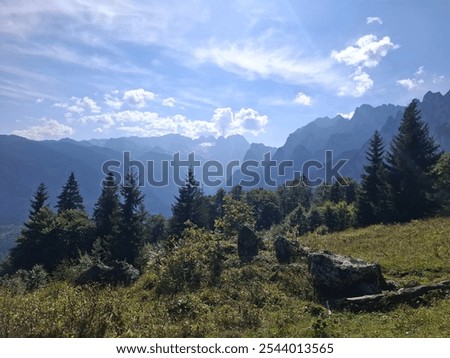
337, 111, 354, 119
123, 89, 156, 108
194, 41, 340, 88
367, 17, 383, 25
104, 93, 123, 110
36, 98, 44, 104
331, 34, 398, 68
212, 107, 268, 136
433, 74, 445, 84
79, 107, 268, 138
396, 66, 426, 90
54, 96, 101, 114
351, 69, 374, 97
396, 78, 423, 90
294, 92, 312, 106
337, 68, 374, 97
162, 97, 176, 107
331, 34, 397, 97
12, 118, 74, 140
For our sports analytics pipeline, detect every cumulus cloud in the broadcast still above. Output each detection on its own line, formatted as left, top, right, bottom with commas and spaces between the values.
396, 78, 424, 90
212, 107, 268, 136
79, 107, 268, 138
331, 34, 398, 68
104, 93, 123, 110
367, 17, 383, 25
294, 92, 312, 106
397, 66, 425, 90
351, 69, 374, 97
123, 89, 156, 108
332, 34, 397, 97
54, 96, 101, 114
162, 97, 176, 107
12, 118, 74, 140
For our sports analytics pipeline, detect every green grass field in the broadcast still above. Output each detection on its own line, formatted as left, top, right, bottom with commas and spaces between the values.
0, 217, 449, 337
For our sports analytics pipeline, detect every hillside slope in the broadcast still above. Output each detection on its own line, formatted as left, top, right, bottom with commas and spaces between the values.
0, 217, 449, 338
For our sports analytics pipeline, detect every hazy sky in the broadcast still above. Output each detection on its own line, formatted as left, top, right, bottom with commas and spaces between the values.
1, 0, 449, 146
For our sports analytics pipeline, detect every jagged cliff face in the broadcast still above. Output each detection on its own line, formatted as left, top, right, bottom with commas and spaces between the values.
273, 90, 450, 180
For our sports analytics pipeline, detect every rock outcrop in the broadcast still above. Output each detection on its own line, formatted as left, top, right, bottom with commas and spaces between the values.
308, 251, 388, 300
330, 280, 450, 311
274, 236, 299, 264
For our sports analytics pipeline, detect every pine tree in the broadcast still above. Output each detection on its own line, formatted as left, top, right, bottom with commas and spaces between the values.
386, 100, 441, 222
111, 172, 146, 265
10, 184, 56, 270
170, 167, 208, 236
357, 131, 388, 226
93, 172, 121, 262
29, 183, 49, 218
56, 172, 85, 213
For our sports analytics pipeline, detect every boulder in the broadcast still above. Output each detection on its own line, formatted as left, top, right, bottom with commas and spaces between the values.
274, 236, 299, 264
75, 261, 139, 285
308, 251, 388, 300
75, 263, 112, 285
237, 226, 260, 263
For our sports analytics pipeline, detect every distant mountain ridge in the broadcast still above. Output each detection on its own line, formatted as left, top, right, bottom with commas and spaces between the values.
1, 90, 449, 224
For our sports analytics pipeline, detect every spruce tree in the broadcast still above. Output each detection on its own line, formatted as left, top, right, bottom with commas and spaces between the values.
29, 183, 49, 218
111, 172, 146, 265
170, 167, 208, 236
56, 172, 85, 213
10, 184, 56, 270
93, 172, 121, 262
386, 99, 441, 222
357, 131, 388, 226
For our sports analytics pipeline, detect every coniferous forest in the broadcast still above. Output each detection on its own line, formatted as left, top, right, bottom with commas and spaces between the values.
0, 100, 449, 337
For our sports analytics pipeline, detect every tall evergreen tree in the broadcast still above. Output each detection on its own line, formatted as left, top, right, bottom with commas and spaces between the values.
29, 183, 49, 218
357, 131, 388, 226
93, 172, 121, 262
170, 167, 208, 236
111, 172, 146, 265
10, 183, 56, 270
56, 172, 85, 213
386, 100, 441, 222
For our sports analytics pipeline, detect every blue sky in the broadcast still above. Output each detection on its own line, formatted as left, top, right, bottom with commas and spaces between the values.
1, 0, 449, 147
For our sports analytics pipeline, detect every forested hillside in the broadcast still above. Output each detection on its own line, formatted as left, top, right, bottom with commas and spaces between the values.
0, 100, 449, 337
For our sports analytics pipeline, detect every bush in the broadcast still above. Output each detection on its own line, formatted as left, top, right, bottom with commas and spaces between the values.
154, 226, 225, 295
0, 265, 48, 293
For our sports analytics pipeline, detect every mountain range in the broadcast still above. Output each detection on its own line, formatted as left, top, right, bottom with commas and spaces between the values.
1, 90, 449, 225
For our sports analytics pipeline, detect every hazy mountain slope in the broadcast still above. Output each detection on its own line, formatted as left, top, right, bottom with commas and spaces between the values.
1, 90, 449, 224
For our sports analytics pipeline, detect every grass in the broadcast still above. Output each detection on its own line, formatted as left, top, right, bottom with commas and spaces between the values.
301, 217, 450, 286
0, 217, 449, 337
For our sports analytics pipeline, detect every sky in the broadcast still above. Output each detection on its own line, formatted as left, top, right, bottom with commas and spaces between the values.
1, 0, 450, 147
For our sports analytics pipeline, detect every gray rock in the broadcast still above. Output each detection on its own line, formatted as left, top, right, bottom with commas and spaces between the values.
274, 236, 299, 264
237, 226, 260, 263
75, 261, 139, 285
75, 263, 112, 285
308, 251, 387, 300
331, 280, 450, 311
